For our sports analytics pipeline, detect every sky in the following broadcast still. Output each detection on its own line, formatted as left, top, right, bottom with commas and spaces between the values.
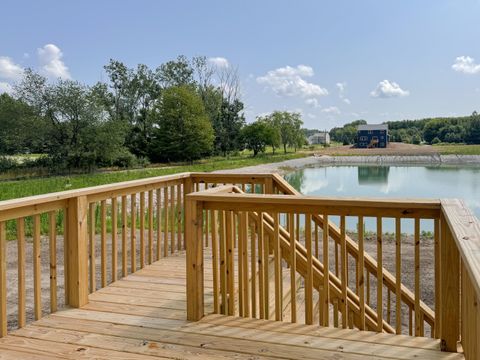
1, 0, 480, 129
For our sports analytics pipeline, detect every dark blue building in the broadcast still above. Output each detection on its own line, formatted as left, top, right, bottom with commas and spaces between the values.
357, 124, 389, 148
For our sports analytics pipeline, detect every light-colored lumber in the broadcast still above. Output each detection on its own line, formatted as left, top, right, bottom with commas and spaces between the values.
111, 197, 118, 282
49, 211, 57, 313
376, 216, 383, 333
358, 215, 365, 330
88, 203, 96, 293
17, 218, 26, 329
33, 214, 41, 320
140, 192, 145, 268
0, 221, 6, 337
322, 213, 330, 327
101, 200, 107, 287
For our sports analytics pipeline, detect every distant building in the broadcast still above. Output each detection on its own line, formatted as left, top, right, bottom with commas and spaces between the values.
357, 124, 389, 148
307, 131, 330, 145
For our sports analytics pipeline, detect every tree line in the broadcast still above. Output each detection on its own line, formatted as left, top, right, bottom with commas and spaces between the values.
0, 56, 306, 172
330, 113, 480, 145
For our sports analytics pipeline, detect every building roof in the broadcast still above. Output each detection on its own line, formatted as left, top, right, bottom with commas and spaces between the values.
357, 124, 388, 131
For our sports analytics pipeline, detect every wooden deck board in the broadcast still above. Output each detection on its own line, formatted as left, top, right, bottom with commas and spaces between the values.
0, 250, 464, 359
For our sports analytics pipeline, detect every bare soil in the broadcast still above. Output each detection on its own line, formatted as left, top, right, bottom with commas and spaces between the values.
313, 142, 439, 156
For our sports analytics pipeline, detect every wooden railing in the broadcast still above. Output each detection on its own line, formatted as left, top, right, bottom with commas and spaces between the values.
1, 171, 479, 358
0, 172, 190, 337
185, 174, 480, 358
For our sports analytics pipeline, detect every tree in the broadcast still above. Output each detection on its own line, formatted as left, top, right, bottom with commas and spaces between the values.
156, 55, 194, 88
15, 71, 128, 170
466, 113, 480, 144
0, 93, 46, 154
240, 121, 274, 156
148, 86, 214, 162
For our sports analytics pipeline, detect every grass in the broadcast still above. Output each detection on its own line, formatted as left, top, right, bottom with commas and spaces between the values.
0, 152, 306, 202
432, 143, 480, 155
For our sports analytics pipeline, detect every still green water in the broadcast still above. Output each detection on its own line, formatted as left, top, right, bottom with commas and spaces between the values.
284, 165, 480, 232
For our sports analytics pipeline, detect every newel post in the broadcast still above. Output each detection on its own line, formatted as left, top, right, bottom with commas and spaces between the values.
66, 195, 89, 308
185, 194, 204, 321
439, 211, 460, 352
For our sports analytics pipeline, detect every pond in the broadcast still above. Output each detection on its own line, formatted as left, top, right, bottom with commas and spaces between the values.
284, 165, 480, 233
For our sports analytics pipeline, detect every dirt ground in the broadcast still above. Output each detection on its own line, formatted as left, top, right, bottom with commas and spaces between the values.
313, 142, 439, 156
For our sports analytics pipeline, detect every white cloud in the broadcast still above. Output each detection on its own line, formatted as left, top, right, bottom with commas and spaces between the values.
321, 106, 340, 115
37, 44, 71, 80
0, 82, 13, 94
208, 57, 229, 68
257, 65, 328, 99
0, 56, 24, 80
370, 80, 409, 98
305, 98, 321, 108
336, 82, 351, 104
452, 56, 480, 74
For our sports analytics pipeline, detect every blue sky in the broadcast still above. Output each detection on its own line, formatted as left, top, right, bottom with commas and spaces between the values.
1, 0, 480, 129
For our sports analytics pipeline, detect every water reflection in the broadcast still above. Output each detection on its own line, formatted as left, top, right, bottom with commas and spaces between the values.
283, 164, 480, 232
358, 166, 389, 185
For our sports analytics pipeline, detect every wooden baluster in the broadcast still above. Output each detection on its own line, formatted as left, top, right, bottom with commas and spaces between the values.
409, 306, 413, 336
315, 223, 319, 259
433, 217, 440, 339
130, 194, 137, 272
395, 217, 402, 334
0, 221, 6, 337
258, 215, 265, 319
205, 203, 209, 248
238, 213, 245, 316
226, 211, 235, 315
211, 210, 219, 313
49, 211, 57, 313
414, 218, 421, 336
89, 203, 96, 292
139, 192, 145, 268
377, 217, 383, 332
322, 214, 330, 327
148, 190, 153, 265
101, 200, 107, 287
305, 213, 313, 325
262, 212, 270, 319
156, 189, 161, 260
387, 289, 391, 325
163, 187, 169, 257
358, 215, 365, 330
63, 208, 69, 306
333, 299, 339, 328
111, 198, 118, 282
219, 211, 227, 315
121, 196, 127, 277
177, 184, 182, 251
335, 241, 339, 278
366, 271, 370, 306
170, 185, 175, 254
289, 213, 297, 323
17, 218, 26, 329
251, 219, 257, 318
340, 216, 348, 329
273, 212, 283, 321
439, 210, 459, 352
33, 214, 42, 320
241, 211, 250, 317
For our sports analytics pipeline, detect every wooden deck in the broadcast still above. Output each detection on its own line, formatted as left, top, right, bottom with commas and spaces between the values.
0, 251, 464, 360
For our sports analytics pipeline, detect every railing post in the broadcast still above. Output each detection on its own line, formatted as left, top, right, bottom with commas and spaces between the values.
439, 212, 460, 352
66, 195, 89, 308
264, 177, 273, 195
186, 194, 204, 321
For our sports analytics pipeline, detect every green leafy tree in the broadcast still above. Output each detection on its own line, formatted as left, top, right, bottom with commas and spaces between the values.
240, 121, 274, 156
15, 71, 128, 170
466, 112, 480, 144
156, 55, 194, 88
0, 93, 46, 154
148, 86, 214, 162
